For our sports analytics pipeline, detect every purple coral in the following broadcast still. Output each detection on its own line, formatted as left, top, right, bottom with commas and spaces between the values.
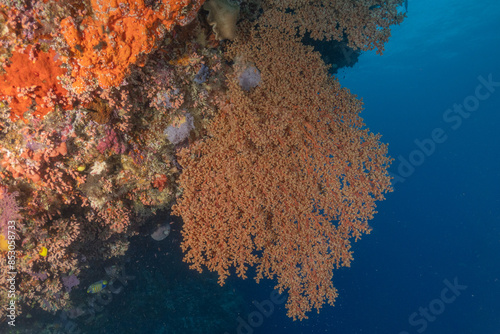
62, 274, 80, 292
0, 188, 22, 237
194, 65, 210, 84
165, 113, 194, 145
97, 128, 127, 155
239, 66, 261, 91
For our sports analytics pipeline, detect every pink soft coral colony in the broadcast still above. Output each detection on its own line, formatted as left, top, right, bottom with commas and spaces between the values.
0, 0, 404, 324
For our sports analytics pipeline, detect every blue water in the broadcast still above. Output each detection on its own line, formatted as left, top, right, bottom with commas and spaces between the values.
233, 0, 500, 333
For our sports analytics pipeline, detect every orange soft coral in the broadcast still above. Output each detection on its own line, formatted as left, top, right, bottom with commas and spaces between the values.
173, 21, 394, 321
0, 45, 72, 121
60, 0, 205, 94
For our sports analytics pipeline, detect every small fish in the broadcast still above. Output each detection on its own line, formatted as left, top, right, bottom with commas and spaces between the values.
87, 280, 108, 293
39, 247, 48, 257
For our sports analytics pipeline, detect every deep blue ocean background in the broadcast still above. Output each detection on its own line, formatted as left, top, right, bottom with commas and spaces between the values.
226, 0, 500, 333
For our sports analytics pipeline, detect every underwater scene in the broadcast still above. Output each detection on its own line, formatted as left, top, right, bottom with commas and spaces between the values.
0, 0, 499, 333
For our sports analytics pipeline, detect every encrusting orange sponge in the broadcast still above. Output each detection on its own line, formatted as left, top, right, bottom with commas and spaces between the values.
60, 0, 205, 94
0, 45, 72, 121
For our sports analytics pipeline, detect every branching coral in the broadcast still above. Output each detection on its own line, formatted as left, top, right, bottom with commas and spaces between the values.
259, 0, 405, 53
173, 20, 393, 320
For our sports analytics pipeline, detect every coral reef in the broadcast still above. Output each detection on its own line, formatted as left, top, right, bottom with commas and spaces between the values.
0, 0, 405, 327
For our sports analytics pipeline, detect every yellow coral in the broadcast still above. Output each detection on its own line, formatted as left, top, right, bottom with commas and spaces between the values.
0, 234, 8, 251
